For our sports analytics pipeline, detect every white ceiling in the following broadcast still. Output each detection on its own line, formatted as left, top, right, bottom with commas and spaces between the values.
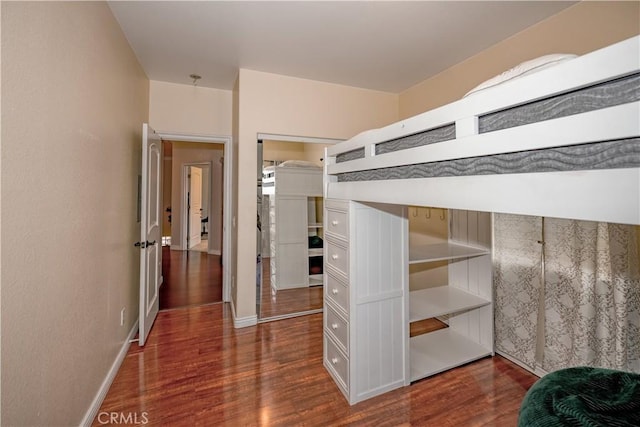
109, 1, 576, 93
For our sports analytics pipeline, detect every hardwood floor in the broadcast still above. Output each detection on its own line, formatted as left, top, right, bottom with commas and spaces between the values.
259, 257, 323, 319
95, 304, 538, 426
160, 246, 222, 310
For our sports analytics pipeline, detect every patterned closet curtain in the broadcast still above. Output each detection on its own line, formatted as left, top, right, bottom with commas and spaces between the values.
494, 214, 640, 374
493, 214, 542, 369
543, 219, 640, 373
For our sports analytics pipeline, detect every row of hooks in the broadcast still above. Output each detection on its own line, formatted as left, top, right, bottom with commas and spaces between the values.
411, 207, 446, 220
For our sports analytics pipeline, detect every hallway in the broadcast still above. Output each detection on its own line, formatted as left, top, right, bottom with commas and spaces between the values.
160, 246, 223, 310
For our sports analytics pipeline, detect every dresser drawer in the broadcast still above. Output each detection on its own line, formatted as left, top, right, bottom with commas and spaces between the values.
324, 335, 349, 392
326, 239, 348, 277
325, 304, 349, 354
326, 208, 348, 240
325, 272, 349, 314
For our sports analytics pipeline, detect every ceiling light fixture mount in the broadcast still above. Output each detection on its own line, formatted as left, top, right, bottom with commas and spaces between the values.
189, 74, 202, 86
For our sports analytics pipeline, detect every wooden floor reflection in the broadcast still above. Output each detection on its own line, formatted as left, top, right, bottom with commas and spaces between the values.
95, 303, 537, 426
160, 246, 222, 310
259, 257, 323, 319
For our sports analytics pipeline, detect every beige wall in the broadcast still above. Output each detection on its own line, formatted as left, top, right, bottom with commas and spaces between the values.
235, 69, 398, 318
170, 142, 224, 253
149, 80, 233, 135
399, 1, 640, 118
1, 2, 149, 425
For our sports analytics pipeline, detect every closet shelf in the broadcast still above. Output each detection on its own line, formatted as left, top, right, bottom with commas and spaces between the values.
308, 248, 323, 256
410, 328, 493, 382
309, 274, 323, 286
308, 223, 323, 228
409, 242, 490, 264
409, 286, 491, 322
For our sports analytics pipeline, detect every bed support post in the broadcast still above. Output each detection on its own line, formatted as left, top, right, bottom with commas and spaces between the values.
455, 116, 479, 138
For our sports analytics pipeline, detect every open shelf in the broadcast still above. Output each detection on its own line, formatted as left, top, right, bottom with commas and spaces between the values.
409, 242, 490, 264
409, 286, 491, 322
410, 328, 492, 382
309, 274, 323, 286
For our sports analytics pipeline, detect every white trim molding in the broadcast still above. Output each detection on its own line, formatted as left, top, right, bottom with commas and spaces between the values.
158, 131, 233, 303
230, 300, 258, 329
257, 132, 344, 145
80, 320, 139, 427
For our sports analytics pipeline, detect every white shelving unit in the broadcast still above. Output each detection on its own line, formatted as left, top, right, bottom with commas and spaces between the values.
408, 210, 494, 383
323, 204, 493, 404
410, 329, 492, 381
307, 196, 324, 286
409, 242, 489, 264
409, 286, 491, 322
267, 167, 323, 290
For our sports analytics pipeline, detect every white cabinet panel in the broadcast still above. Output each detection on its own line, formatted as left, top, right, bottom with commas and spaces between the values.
275, 197, 307, 243
326, 239, 348, 277
409, 209, 494, 381
325, 303, 349, 354
325, 271, 349, 315
326, 208, 348, 240
324, 335, 349, 394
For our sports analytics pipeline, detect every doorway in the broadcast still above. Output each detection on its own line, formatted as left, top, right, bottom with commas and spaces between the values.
183, 163, 211, 252
158, 134, 232, 310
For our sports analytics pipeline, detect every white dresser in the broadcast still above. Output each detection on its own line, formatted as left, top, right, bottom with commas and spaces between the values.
323, 199, 493, 404
323, 199, 407, 404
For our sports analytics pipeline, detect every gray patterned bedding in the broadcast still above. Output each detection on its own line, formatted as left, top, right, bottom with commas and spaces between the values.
333, 72, 640, 182
337, 137, 640, 182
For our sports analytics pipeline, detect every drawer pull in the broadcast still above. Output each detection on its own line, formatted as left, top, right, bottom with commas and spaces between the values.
331, 288, 338, 295
331, 323, 338, 330
331, 254, 339, 260
331, 220, 339, 226
331, 357, 338, 364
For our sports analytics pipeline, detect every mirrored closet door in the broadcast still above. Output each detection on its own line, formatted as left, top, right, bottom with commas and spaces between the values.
256, 136, 339, 321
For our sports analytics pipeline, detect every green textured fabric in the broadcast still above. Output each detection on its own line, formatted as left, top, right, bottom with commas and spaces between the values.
518, 367, 640, 427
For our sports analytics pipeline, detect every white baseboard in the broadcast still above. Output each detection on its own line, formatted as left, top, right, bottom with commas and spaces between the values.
170, 244, 183, 251
230, 300, 257, 328
496, 350, 547, 378
80, 320, 139, 427
208, 249, 221, 255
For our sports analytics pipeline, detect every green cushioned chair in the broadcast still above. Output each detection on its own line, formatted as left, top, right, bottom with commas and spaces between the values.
518, 367, 640, 427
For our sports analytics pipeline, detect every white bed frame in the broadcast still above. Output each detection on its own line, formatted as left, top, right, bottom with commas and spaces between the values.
321, 36, 639, 405
326, 36, 640, 225
263, 165, 323, 196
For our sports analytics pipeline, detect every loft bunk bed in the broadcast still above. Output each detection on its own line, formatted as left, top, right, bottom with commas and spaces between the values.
325, 36, 640, 225
321, 35, 640, 407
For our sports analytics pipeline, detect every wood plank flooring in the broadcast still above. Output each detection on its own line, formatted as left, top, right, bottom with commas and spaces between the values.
95, 304, 538, 426
160, 246, 222, 310
259, 256, 323, 318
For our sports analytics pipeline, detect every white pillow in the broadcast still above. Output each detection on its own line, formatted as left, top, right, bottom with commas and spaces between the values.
463, 53, 578, 97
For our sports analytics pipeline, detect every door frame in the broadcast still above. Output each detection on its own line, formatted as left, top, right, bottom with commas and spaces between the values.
182, 162, 211, 251
159, 132, 232, 303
